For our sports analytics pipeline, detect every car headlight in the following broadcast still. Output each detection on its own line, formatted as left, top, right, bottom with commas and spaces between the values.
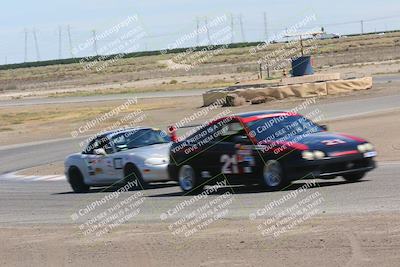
302, 150, 326, 160
144, 158, 168, 166
357, 143, 374, 153
313, 150, 325, 159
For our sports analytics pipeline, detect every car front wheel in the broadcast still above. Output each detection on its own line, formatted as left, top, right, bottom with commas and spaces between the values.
178, 165, 203, 194
68, 166, 90, 193
262, 160, 288, 190
342, 172, 366, 182
124, 164, 147, 190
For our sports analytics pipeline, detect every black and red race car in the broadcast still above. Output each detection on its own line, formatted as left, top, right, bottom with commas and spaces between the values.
168, 111, 377, 193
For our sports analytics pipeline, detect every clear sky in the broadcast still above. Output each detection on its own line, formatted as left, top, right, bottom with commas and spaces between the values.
1, 0, 400, 64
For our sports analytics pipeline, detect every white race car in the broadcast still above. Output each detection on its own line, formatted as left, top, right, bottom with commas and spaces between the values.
65, 127, 171, 193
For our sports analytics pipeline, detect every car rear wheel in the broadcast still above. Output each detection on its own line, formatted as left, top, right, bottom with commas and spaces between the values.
342, 172, 366, 182
68, 166, 90, 193
178, 165, 203, 194
262, 160, 288, 190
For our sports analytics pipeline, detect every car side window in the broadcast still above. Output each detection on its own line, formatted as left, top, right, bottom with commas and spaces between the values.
83, 136, 113, 154
214, 120, 247, 143
83, 138, 100, 154
101, 138, 114, 154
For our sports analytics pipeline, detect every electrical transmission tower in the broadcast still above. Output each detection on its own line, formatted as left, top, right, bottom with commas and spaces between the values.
239, 14, 246, 42
67, 25, 74, 58
230, 14, 234, 43
204, 17, 211, 45
92, 30, 98, 55
24, 28, 28, 62
196, 17, 200, 46
263, 12, 268, 41
32, 28, 41, 61
58, 26, 62, 59
361, 20, 364, 34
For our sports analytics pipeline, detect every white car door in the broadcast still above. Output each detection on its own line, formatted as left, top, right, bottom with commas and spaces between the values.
82, 136, 120, 184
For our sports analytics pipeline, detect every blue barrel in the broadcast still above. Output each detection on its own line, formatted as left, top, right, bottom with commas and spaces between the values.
291, 56, 314, 76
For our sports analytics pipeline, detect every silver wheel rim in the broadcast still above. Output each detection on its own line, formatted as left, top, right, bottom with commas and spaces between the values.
263, 160, 282, 187
179, 165, 195, 191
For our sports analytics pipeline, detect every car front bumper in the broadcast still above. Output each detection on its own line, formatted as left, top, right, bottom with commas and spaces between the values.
285, 153, 376, 180
140, 163, 170, 182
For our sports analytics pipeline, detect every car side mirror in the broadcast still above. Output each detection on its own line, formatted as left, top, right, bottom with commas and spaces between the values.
94, 148, 107, 156
320, 124, 328, 131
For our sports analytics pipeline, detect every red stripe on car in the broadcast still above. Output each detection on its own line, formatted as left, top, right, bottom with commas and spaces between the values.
337, 133, 366, 143
331, 150, 359, 157
241, 112, 300, 123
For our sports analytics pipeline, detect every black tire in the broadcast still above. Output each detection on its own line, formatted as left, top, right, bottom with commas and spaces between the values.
68, 166, 90, 193
342, 172, 366, 182
178, 165, 204, 194
260, 160, 289, 191
124, 164, 147, 190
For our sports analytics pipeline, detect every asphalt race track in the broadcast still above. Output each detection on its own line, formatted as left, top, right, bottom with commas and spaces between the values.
0, 162, 398, 224
1, 93, 400, 174
1, 88, 399, 225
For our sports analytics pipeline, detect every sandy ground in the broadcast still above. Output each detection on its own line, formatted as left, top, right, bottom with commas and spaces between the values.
1, 32, 400, 100
0, 213, 399, 266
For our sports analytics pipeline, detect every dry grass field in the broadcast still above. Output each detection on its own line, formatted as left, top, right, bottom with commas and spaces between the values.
1, 32, 400, 98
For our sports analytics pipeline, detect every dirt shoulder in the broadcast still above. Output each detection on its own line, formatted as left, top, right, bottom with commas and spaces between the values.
327, 108, 400, 162
0, 212, 399, 266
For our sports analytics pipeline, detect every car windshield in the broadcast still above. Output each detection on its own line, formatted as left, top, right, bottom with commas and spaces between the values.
247, 115, 323, 142
111, 129, 170, 152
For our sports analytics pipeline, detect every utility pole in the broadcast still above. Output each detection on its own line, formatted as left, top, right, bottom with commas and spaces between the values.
58, 26, 62, 59
4, 56, 7, 65
92, 30, 98, 55
263, 12, 268, 41
24, 28, 28, 62
196, 17, 200, 47
67, 25, 74, 58
230, 14, 234, 43
205, 17, 211, 45
239, 14, 246, 42
361, 20, 364, 34
33, 28, 40, 61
